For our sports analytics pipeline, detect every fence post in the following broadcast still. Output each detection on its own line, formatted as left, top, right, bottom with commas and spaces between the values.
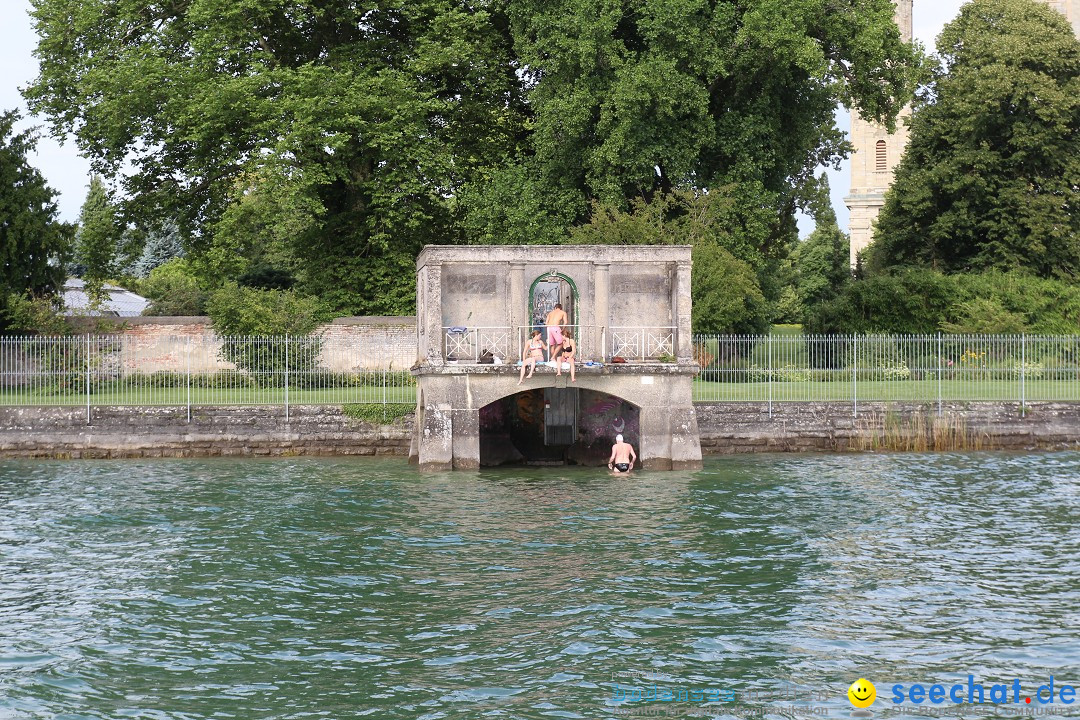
85, 333, 91, 426
284, 334, 290, 422
1020, 333, 1026, 414
852, 334, 857, 418
186, 334, 191, 423
937, 332, 943, 417
767, 333, 773, 418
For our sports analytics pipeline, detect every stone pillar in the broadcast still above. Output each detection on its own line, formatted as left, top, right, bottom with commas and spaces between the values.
674, 260, 693, 362
594, 262, 610, 360
424, 262, 443, 365
509, 262, 526, 351
418, 407, 453, 470
451, 408, 480, 469
639, 407, 672, 471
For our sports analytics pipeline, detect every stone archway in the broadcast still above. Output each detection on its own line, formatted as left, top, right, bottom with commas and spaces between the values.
479, 387, 640, 467
529, 271, 578, 344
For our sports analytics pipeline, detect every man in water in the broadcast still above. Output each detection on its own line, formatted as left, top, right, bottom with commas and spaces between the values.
607, 434, 637, 474
545, 303, 567, 360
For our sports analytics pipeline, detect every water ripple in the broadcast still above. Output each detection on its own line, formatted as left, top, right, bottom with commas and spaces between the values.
0, 454, 1077, 718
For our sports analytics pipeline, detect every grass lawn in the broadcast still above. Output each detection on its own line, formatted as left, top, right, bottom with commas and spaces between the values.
4, 377, 1078, 406
691, 378, 1080, 403
0, 386, 418, 407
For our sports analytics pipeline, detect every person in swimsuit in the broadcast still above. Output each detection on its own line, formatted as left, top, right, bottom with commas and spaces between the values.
545, 303, 567, 360
608, 434, 636, 473
553, 330, 576, 382
518, 330, 544, 384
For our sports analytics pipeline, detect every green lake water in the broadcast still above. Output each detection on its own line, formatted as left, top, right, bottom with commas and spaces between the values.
0, 454, 1077, 719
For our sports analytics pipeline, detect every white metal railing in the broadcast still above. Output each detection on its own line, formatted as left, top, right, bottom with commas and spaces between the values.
443, 326, 513, 363
609, 326, 676, 361
6, 333, 1080, 420
692, 333, 1080, 415
0, 335, 416, 422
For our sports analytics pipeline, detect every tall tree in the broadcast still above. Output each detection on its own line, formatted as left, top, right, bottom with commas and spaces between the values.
465, 0, 922, 256
0, 110, 72, 328
133, 220, 185, 278
791, 201, 850, 318
26, 0, 525, 314
74, 175, 121, 300
869, 0, 1080, 278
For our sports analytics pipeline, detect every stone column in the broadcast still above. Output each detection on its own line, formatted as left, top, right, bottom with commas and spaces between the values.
594, 262, 610, 360
674, 260, 693, 362
424, 262, 443, 365
417, 380, 454, 470
639, 405, 672, 471
509, 262, 526, 351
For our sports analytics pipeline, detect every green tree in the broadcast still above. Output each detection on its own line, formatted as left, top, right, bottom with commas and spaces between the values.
569, 190, 770, 333
140, 259, 208, 316
74, 175, 121, 300
27, 0, 525, 314
791, 203, 850, 318
0, 110, 72, 329
467, 0, 922, 257
133, 221, 185, 278
869, 0, 1080, 277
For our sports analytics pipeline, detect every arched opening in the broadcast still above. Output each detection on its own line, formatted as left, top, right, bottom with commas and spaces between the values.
529, 272, 578, 350
875, 140, 887, 171
479, 388, 640, 467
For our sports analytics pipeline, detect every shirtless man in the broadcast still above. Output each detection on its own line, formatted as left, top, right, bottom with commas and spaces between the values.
545, 303, 568, 361
607, 434, 637, 474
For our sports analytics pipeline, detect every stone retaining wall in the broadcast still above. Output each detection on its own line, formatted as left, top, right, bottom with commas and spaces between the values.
696, 401, 1080, 453
0, 406, 412, 459
2, 401, 1079, 460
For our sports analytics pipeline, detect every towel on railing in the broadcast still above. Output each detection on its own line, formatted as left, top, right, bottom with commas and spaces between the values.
448, 326, 468, 333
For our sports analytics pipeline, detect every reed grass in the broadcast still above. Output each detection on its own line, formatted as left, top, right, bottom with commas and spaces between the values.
856, 408, 993, 452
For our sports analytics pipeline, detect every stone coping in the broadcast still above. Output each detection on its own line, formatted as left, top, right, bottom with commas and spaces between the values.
411, 361, 699, 377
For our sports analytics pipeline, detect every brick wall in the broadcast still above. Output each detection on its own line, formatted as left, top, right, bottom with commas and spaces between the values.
43, 316, 420, 377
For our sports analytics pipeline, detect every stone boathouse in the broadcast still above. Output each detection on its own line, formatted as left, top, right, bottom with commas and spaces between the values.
409, 245, 703, 470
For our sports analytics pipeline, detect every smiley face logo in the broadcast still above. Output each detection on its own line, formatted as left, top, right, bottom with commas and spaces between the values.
848, 678, 876, 709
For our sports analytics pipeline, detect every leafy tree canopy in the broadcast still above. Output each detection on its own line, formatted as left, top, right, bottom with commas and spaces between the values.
74, 175, 121, 300
466, 0, 922, 250
0, 110, 72, 330
868, 0, 1080, 278
27, 0, 525, 314
26, 0, 919, 313
569, 190, 770, 333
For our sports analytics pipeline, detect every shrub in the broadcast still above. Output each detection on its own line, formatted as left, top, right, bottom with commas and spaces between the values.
692, 243, 770, 334
2, 292, 72, 334
141, 259, 209, 316
206, 284, 332, 383
806, 269, 1080, 334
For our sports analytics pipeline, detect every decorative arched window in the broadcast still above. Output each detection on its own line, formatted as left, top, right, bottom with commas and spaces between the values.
875, 140, 887, 171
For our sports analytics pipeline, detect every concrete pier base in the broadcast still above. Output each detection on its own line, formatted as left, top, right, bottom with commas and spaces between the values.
412, 363, 702, 471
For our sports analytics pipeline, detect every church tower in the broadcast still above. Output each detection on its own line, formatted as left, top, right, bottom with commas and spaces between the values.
845, 0, 1079, 266
844, 0, 913, 267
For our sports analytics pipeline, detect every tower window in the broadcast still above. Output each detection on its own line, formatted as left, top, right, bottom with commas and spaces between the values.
875, 140, 887, 171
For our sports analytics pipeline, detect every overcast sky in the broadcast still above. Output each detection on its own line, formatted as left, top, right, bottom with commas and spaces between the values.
2, 0, 969, 227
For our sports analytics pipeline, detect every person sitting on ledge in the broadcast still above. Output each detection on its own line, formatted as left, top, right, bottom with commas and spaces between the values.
553, 330, 576, 382
518, 330, 544, 384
